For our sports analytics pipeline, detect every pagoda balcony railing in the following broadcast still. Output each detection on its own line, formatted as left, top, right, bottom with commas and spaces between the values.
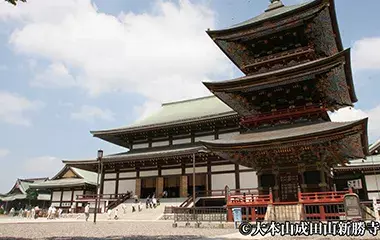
240, 104, 326, 126
298, 190, 351, 204
242, 46, 315, 72
225, 188, 357, 222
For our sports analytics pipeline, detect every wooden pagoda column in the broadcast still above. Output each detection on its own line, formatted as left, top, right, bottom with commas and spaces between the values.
273, 168, 280, 202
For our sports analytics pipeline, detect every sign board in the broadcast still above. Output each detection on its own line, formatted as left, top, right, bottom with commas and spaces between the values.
347, 179, 363, 189
343, 193, 362, 220
232, 208, 242, 229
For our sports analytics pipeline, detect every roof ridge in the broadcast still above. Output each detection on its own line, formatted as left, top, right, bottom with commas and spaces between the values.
161, 95, 215, 106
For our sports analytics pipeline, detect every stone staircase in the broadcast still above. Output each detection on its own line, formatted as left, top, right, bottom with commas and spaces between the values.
264, 204, 303, 222
100, 198, 186, 221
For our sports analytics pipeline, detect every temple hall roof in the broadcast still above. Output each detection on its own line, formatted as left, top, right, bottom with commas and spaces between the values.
29, 166, 97, 189
63, 143, 207, 168
91, 95, 236, 135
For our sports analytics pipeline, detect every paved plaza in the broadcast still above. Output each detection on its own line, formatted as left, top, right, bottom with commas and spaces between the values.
0, 216, 379, 240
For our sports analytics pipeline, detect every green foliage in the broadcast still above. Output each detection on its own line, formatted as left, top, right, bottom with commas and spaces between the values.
0, 208, 4, 214
5, 0, 26, 6
26, 189, 38, 201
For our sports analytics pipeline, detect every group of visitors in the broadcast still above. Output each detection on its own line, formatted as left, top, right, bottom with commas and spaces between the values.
8, 206, 41, 219
47, 205, 63, 219
145, 194, 159, 209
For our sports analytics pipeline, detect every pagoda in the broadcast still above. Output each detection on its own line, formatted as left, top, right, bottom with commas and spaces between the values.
201, 0, 369, 202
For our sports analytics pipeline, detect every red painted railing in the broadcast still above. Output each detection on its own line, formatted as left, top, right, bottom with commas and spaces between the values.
226, 188, 353, 222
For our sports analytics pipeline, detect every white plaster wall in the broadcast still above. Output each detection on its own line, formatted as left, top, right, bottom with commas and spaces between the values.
212, 173, 235, 190
212, 164, 235, 172
73, 190, 83, 200
186, 167, 207, 174
240, 171, 258, 189
52, 191, 61, 201
173, 138, 191, 145
152, 140, 169, 147
104, 173, 117, 179
162, 168, 182, 175
140, 170, 158, 177
195, 135, 215, 142
218, 132, 239, 139
119, 172, 136, 178
118, 179, 135, 193
103, 180, 116, 195
365, 175, 380, 191
368, 193, 380, 200
133, 143, 149, 149
62, 191, 72, 201
239, 165, 252, 170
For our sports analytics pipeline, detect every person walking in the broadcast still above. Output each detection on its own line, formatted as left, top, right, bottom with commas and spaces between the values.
146, 195, 150, 209
84, 204, 90, 221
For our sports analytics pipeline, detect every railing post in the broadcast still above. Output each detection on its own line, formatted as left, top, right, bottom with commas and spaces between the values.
269, 187, 273, 203
297, 185, 302, 203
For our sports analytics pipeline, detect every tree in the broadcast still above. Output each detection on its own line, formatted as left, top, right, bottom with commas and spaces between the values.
26, 189, 38, 207
5, 0, 26, 6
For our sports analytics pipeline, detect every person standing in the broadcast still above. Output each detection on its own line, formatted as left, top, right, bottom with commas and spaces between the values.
146, 195, 150, 209
84, 204, 90, 221
114, 208, 119, 220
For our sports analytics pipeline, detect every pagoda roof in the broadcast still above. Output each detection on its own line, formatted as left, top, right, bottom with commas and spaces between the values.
227, 1, 312, 30
207, 0, 342, 50
91, 96, 235, 135
203, 49, 356, 102
201, 119, 367, 152
369, 139, 380, 155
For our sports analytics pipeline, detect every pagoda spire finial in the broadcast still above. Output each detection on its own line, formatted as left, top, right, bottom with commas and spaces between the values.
266, 0, 284, 12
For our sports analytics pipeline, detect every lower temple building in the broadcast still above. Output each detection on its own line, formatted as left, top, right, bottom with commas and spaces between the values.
0, 178, 51, 211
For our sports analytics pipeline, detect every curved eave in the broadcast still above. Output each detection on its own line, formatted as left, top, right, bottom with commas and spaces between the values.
90, 112, 237, 136
201, 118, 368, 151
203, 49, 356, 103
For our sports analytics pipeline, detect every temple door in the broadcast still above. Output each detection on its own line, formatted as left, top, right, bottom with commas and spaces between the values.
279, 172, 299, 202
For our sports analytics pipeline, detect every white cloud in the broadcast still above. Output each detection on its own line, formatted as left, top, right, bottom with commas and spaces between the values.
0, 91, 44, 126
133, 100, 162, 122
31, 62, 77, 88
71, 105, 115, 122
23, 156, 64, 178
0, 149, 10, 158
352, 37, 380, 70
330, 106, 380, 142
1, 0, 232, 118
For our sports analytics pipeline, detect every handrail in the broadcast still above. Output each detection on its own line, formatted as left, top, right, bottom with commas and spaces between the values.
76, 193, 130, 200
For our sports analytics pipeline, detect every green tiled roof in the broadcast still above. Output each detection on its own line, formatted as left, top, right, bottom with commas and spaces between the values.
71, 167, 97, 183
28, 166, 97, 189
91, 95, 236, 134
29, 179, 96, 189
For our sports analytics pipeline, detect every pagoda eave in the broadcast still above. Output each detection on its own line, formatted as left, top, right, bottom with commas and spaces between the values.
202, 49, 353, 95
201, 119, 368, 169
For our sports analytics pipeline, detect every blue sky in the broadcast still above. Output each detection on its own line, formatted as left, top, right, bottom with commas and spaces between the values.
0, 0, 379, 193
